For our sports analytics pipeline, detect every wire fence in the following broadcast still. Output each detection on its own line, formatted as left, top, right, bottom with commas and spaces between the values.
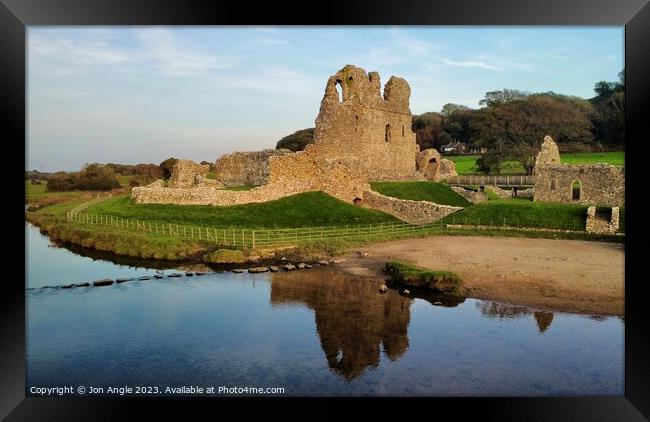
66, 210, 598, 249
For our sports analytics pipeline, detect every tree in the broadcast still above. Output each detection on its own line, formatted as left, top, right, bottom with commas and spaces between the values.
442, 107, 478, 145
590, 69, 624, 146
472, 94, 593, 174
47, 164, 120, 192
479, 89, 530, 107
593, 81, 619, 97
276, 128, 315, 151
411, 112, 449, 150
440, 103, 470, 117
159, 157, 178, 179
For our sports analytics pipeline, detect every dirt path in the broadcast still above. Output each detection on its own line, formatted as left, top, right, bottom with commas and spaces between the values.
334, 236, 624, 316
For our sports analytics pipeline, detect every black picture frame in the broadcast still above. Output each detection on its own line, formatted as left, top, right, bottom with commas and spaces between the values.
3, 0, 649, 419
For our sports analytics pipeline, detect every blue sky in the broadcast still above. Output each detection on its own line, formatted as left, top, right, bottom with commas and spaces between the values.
27, 26, 623, 171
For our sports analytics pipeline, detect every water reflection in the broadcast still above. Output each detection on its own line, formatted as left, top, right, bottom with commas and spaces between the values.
270, 266, 412, 380
476, 301, 555, 333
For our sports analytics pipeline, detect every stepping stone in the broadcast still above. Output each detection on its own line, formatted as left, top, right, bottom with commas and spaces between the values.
154, 275, 164, 279
168, 273, 183, 278
195, 272, 205, 276
331, 259, 345, 264
93, 279, 113, 287
318, 260, 329, 266
248, 267, 269, 273
116, 278, 133, 283
138, 276, 152, 281
297, 263, 307, 269
185, 272, 194, 276
283, 264, 296, 271
269, 266, 280, 272
74, 282, 90, 287
232, 269, 246, 273
61, 284, 73, 289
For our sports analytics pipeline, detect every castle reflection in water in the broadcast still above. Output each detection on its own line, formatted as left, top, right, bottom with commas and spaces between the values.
270, 267, 556, 380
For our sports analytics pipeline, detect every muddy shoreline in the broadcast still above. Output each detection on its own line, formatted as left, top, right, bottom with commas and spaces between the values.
333, 235, 624, 316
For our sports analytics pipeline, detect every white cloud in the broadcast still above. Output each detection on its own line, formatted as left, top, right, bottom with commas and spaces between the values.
135, 27, 235, 76
256, 37, 289, 46
29, 33, 131, 76
390, 28, 442, 56
442, 58, 503, 71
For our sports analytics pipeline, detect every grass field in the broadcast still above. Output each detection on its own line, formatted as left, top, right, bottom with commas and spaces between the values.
25, 178, 623, 263
370, 181, 470, 207
85, 191, 398, 229
440, 199, 588, 230
448, 151, 624, 175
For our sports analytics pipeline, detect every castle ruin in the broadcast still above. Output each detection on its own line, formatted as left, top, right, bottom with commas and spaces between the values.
132, 65, 460, 223
532, 136, 624, 207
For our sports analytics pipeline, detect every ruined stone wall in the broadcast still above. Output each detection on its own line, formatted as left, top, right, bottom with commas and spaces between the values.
132, 156, 370, 206
585, 206, 620, 234
272, 65, 418, 181
533, 164, 624, 206
213, 149, 293, 186
451, 187, 486, 203
533, 135, 561, 173
359, 191, 463, 224
415, 149, 458, 181
169, 160, 210, 188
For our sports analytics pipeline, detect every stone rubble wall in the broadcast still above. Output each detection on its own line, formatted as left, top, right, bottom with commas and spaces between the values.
533, 163, 624, 207
169, 160, 211, 188
213, 149, 294, 186
438, 158, 458, 180
415, 149, 458, 181
451, 187, 486, 203
359, 190, 463, 224
585, 206, 620, 234
515, 188, 534, 199
132, 156, 370, 206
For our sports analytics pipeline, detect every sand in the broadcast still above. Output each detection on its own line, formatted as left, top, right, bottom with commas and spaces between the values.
334, 236, 624, 316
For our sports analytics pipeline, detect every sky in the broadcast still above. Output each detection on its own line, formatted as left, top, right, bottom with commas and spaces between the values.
27, 26, 624, 172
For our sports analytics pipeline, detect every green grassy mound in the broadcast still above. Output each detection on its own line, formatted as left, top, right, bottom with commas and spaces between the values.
370, 181, 470, 207
441, 199, 588, 230
85, 191, 398, 229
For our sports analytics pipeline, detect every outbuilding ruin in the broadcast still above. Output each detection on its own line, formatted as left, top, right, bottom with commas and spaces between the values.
532, 136, 624, 207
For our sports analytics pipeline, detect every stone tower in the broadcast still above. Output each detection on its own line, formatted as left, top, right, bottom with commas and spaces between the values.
304, 65, 419, 181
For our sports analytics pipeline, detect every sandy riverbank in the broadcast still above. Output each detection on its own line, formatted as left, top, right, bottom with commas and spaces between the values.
334, 236, 624, 316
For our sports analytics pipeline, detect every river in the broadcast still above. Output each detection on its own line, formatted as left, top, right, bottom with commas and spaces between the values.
25, 223, 624, 396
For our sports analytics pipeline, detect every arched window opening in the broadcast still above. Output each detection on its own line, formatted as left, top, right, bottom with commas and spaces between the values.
572, 180, 582, 201
385, 124, 391, 142
335, 80, 343, 102
402, 126, 405, 137
353, 197, 362, 206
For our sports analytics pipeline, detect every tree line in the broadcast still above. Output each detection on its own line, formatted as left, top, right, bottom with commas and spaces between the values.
276, 70, 624, 175
28, 158, 216, 192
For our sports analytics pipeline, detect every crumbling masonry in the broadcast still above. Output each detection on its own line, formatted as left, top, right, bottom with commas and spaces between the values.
532, 136, 624, 207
